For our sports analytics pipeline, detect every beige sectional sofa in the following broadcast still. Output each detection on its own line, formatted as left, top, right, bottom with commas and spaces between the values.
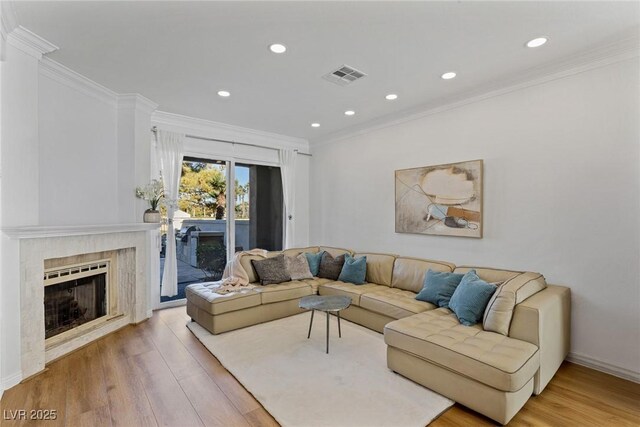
185, 245, 570, 425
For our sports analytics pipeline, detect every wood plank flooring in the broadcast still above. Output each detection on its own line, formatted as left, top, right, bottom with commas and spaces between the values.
1, 307, 638, 426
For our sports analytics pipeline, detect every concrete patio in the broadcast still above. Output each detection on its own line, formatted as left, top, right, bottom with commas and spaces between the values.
159, 257, 221, 302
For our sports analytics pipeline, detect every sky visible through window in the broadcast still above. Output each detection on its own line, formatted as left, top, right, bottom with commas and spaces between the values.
235, 165, 249, 203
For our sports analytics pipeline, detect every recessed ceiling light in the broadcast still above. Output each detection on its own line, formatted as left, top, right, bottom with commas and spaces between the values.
217, 90, 230, 97
344, 110, 355, 116
526, 37, 548, 48
385, 94, 398, 100
269, 43, 287, 54
311, 123, 320, 128
441, 72, 456, 80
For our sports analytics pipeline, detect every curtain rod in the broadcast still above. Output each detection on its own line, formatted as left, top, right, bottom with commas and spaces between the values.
151, 126, 312, 157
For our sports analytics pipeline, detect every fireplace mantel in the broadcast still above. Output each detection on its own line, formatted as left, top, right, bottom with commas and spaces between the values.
3, 224, 160, 383
2, 223, 160, 239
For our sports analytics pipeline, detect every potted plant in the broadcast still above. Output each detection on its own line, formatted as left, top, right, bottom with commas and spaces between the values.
136, 179, 164, 223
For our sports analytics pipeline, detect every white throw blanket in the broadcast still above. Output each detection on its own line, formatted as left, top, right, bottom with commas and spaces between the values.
213, 248, 268, 294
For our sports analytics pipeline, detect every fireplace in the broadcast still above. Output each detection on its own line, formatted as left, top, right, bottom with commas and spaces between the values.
44, 261, 109, 339
43, 250, 122, 349
3, 223, 159, 383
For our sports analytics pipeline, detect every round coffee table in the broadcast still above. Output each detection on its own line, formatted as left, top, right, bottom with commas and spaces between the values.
299, 295, 352, 354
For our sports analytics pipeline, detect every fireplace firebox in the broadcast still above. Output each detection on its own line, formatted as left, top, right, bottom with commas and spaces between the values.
44, 261, 109, 339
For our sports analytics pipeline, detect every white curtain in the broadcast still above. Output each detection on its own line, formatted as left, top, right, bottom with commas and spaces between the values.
279, 149, 296, 249
157, 130, 185, 297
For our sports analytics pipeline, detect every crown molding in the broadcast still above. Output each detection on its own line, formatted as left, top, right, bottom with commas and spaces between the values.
7, 25, 57, 58
117, 93, 159, 114
40, 59, 159, 112
39, 57, 118, 107
152, 110, 309, 151
1, 1, 18, 44
313, 32, 640, 148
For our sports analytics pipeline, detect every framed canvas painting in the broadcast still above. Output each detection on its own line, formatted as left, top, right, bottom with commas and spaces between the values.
395, 159, 483, 238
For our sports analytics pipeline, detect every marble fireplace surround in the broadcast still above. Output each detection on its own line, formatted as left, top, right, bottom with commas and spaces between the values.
3, 224, 159, 379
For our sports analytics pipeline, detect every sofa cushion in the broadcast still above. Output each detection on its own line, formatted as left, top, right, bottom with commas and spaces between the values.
338, 254, 367, 284
453, 266, 522, 284
185, 283, 261, 315
318, 252, 345, 280
415, 269, 466, 307
301, 277, 333, 294
318, 281, 388, 305
319, 246, 353, 257
384, 309, 539, 392
360, 288, 435, 319
305, 251, 324, 276
449, 271, 497, 326
283, 246, 319, 257
354, 252, 397, 286
483, 272, 546, 336
392, 257, 456, 293
239, 252, 279, 283
285, 253, 313, 280
251, 254, 291, 285
254, 281, 313, 304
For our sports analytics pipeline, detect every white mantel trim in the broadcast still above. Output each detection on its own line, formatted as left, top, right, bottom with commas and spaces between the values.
7, 25, 58, 59
2, 223, 159, 239
152, 110, 310, 152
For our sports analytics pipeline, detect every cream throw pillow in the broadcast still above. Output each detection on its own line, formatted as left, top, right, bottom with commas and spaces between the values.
285, 253, 313, 280
483, 272, 546, 335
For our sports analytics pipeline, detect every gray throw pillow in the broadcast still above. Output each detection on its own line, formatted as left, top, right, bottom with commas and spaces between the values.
250, 254, 291, 285
318, 252, 345, 280
285, 253, 313, 280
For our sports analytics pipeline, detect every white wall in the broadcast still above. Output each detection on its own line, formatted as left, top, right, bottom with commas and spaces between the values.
0, 41, 4, 400
2, 40, 39, 226
38, 72, 119, 225
0, 38, 42, 391
309, 59, 640, 377
1, 41, 157, 390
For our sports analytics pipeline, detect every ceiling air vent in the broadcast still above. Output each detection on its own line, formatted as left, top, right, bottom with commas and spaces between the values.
322, 65, 367, 86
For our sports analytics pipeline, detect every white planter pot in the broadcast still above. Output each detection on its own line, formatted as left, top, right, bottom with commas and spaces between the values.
143, 209, 161, 223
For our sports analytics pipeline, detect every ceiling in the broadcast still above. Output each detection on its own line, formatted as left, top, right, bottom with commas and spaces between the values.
12, 1, 640, 142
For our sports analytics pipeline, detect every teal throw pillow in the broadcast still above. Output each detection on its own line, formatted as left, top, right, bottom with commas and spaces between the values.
305, 251, 324, 276
338, 254, 367, 285
448, 270, 498, 326
415, 269, 466, 308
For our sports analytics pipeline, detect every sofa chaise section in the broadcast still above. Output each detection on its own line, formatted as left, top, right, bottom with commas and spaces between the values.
186, 280, 313, 334
383, 267, 570, 424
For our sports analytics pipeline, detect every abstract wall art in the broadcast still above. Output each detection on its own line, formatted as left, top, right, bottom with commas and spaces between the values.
395, 160, 483, 238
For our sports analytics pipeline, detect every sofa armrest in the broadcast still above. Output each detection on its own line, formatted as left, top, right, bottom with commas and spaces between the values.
509, 285, 571, 394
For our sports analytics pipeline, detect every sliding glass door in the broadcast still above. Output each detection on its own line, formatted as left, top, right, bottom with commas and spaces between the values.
159, 158, 283, 304
160, 158, 228, 302
235, 163, 283, 253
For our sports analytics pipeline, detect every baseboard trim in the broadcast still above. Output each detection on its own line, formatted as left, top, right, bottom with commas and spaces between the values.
567, 352, 640, 383
1, 371, 23, 393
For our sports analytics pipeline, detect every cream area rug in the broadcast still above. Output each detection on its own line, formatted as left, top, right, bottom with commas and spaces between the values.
187, 313, 453, 427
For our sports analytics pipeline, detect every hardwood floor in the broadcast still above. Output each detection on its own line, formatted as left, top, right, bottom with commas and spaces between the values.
1, 307, 638, 426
